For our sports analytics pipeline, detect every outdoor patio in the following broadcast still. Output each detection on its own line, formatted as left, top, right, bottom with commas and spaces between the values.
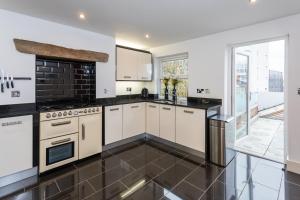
234, 106, 284, 163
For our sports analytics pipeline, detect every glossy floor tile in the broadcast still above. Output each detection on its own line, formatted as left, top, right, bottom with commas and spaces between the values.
2, 138, 298, 200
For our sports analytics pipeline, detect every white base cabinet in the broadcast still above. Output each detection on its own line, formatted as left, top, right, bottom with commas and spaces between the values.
105, 105, 123, 145
146, 103, 159, 137
159, 105, 176, 142
176, 107, 206, 152
79, 114, 102, 159
123, 103, 145, 139
0, 115, 33, 178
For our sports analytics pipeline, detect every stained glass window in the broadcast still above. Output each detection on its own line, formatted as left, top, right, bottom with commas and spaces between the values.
160, 54, 188, 98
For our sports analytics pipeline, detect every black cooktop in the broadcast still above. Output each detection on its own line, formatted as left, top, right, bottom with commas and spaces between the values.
37, 101, 96, 112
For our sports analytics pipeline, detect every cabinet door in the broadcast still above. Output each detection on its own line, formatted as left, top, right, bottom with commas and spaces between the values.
137, 52, 152, 81
159, 105, 175, 142
146, 103, 159, 137
123, 103, 145, 139
116, 47, 138, 80
79, 114, 102, 159
176, 107, 206, 152
0, 115, 32, 178
105, 105, 123, 145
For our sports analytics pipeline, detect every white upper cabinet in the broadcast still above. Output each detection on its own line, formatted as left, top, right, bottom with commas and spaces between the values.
123, 103, 146, 139
146, 103, 160, 137
116, 46, 152, 81
176, 107, 206, 152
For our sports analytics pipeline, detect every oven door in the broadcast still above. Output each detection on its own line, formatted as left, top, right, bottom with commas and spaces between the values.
39, 133, 78, 173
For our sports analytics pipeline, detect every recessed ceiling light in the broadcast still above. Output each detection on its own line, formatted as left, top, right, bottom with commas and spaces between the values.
79, 13, 86, 20
249, 0, 256, 4
145, 34, 150, 39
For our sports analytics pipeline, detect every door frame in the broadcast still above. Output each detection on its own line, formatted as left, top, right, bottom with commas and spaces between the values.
228, 35, 288, 163
231, 51, 250, 141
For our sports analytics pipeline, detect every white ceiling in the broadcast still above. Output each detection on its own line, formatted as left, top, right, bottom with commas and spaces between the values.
1, 0, 300, 48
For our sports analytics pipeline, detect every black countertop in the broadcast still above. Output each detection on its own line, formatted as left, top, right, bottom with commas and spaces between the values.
96, 95, 222, 110
0, 95, 222, 118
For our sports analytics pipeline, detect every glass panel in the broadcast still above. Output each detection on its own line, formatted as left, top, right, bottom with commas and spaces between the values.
235, 53, 249, 140
46, 142, 74, 165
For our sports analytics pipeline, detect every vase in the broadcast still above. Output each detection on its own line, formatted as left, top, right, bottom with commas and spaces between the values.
164, 87, 169, 100
172, 87, 177, 101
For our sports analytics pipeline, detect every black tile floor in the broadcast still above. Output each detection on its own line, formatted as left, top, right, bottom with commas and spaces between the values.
2, 139, 300, 200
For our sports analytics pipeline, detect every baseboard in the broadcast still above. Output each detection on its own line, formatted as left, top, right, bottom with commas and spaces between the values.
287, 159, 300, 174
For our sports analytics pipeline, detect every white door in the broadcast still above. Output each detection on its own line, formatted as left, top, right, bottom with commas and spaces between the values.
123, 103, 145, 139
105, 105, 123, 144
137, 52, 152, 81
146, 103, 159, 137
116, 47, 138, 80
176, 107, 206, 152
79, 114, 102, 159
0, 115, 33, 178
159, 105, 175, 142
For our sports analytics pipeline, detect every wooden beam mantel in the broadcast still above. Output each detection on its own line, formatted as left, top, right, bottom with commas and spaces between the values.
14, 39, 109, 63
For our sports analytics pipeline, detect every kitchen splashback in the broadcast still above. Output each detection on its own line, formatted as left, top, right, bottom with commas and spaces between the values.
36, 57, 96, 103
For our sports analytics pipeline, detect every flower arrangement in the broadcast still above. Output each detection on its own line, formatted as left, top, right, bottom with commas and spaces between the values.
163, 77, 170, 87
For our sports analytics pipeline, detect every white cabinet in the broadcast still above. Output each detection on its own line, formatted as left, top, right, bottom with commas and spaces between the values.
176, 107, 206, 152
137, 51, 152, 81
123, 103, 145, 139
105, 105, 123, 145
0, 115, 32, 178
116, 46, 152, 81
79, 114, 102, 159
146, 103, 159, 137
116, 47, 138, 80
159, 105, 176, 142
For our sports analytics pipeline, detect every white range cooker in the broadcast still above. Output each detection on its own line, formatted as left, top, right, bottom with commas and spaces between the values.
39, 105, 102, 173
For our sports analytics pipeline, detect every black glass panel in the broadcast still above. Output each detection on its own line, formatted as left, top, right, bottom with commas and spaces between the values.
46, 142, 74, 165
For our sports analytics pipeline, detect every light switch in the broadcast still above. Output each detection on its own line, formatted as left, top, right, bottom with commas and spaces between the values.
11, 91, 20, 97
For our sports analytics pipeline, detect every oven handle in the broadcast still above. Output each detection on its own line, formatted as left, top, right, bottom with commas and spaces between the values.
51, 120, 72, 127
82, 124, 86, 140
51, 138, 72, 145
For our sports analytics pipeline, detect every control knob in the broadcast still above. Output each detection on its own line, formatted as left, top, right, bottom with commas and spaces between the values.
46, 113, 51, 118
84, 109, 87, 113
74, 111, 78, 115
68, 111, 72, 115
63, 111, 67, 116
88, 108, 91, 113
52, 113, 57, 118
92, 108, 95, 112
58, 112, 62, 117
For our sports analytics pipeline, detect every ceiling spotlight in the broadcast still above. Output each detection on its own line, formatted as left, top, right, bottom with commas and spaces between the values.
79, 13, 86, 20
145, 34, 150, 39
249, 0, 256, 4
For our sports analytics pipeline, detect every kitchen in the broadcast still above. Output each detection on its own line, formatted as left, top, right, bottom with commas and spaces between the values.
1, 1, 300, 199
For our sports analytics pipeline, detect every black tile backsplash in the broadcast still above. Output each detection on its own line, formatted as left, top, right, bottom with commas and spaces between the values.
36, 57, 96, 103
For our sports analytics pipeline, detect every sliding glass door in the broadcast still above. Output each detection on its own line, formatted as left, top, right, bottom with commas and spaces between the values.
233, 51, 250, 140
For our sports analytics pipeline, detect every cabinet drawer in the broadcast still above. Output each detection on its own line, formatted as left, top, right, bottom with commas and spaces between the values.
123, 103, 145, 139
40, 117, 79, 140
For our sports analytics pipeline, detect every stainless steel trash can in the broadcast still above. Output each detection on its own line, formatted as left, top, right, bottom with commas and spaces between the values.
209, 115, 235, 167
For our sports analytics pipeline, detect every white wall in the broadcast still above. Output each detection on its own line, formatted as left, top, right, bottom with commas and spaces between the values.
0, 9, 116, 105
150, 14, 300, 173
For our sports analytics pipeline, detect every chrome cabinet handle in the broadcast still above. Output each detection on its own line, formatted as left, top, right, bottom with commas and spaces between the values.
149, 105, 156, 108
131, 105, 139, 108
141, 77, 148, 79
51, 121, 71, 126
1, 121, 22, 126
51, 138, 71, 145
162, 107, 171, 110
82, 124, 85, 140
184, 110, 194, 114
110, 108, 119, 111
124, 76, 131, 79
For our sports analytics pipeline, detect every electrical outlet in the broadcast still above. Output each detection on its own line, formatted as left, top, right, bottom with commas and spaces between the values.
126, 87, 132, 92
197, 89, 204, 94
11, 91, 20, 97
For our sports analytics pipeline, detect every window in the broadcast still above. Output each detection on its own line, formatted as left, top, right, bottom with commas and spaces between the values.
159, 53, 188, 99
